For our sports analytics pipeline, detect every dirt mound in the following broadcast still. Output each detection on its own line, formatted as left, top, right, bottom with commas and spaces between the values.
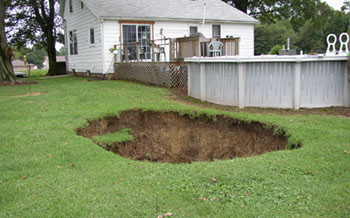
77, 110, 292, 163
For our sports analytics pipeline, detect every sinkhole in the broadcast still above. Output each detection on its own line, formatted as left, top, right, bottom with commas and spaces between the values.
76, 110, 298, 163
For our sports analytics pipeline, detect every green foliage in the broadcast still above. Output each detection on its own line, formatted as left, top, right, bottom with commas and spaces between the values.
295, 20, 325, 53
6, 0, 63, 48
0, 77, 350, 217
255, 21, 297, 55
6, 0, 62, 75
24, 69, 48, 77
57, 46, 66, 56
255, 2, 350, 55
16, 69, 48, 77
12, 47, 47, 69
268, 45, 283, 55
222, 0, 318, 29
93, 129, 133, 147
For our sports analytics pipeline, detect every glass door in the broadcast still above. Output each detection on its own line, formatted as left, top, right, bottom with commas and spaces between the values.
138, 25, 151, 60
122, 24, 151, 61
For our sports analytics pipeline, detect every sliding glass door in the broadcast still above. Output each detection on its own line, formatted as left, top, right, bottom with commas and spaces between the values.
122, 24, 151, 60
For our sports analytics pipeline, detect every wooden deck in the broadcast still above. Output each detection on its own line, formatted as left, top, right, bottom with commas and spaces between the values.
113, 35, 240, 63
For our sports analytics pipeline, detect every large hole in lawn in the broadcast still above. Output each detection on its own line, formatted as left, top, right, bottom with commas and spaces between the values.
77, 110, 294, 163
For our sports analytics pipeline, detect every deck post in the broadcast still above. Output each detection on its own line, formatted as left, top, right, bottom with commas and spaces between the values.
170, 39, 174, 61
152, 40, 156, 62
294, 58, 302, 110
136, 42, 141, 62
119, 47, 122, 62
113, 45, 117, 63
124, 43, 129, 63
238, 59, 246, 108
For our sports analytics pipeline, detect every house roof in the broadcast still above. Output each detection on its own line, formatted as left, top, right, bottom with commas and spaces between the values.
43, 56, 66, 64
60, 0, 258, 24
12, 60, 36, 67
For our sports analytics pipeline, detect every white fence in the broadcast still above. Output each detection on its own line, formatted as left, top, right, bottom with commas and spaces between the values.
186, 56, 350, 109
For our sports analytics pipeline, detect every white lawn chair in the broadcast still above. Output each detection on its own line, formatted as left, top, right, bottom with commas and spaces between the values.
208, 41, 223, 57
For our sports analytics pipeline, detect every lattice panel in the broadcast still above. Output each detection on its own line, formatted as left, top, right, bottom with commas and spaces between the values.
115, 62, 188, 88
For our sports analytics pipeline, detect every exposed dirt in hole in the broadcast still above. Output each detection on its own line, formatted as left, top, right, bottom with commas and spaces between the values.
77, 110, 293, 163
169, 88, 350, 118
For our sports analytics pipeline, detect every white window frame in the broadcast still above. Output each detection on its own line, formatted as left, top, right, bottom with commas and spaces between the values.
121, 23, 153, 60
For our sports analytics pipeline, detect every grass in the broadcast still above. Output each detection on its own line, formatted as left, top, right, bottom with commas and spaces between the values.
17, 69, 48, 77
0, 76, 349, 217
92, 129, 133, 148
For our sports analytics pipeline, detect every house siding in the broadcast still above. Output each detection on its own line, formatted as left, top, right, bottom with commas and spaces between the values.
102, 20, 255, 73
64, 0, 103, 74
102, 20, 120, 74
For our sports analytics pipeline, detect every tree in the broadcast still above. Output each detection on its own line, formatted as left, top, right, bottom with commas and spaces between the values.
254, 20, 297, 55
0, 0, 16, 82
222, 0, 318, 29
57, 46, 65, 56
7, 0, 62, 75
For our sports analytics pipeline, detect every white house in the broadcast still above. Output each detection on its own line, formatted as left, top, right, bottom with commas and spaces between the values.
12, 60, 37, 71
59, 0, 258, 76
42, 56, 66, 69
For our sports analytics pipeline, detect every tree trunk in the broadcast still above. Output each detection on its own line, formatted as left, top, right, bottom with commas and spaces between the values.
0, 0, 16, 82
46, 28, 57, 76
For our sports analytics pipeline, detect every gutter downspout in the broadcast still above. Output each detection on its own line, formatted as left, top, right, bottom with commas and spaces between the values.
100, 18, 105, 75
202, 2, 206, 33
64, 19, 69, 73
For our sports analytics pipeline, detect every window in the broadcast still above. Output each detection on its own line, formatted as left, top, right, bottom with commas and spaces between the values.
69, 0, 73, 13
81, 1, 84, 9
69, 30, 78, 55
89, 28, 95, 44
189, 26, 198, 35
212, 25, 221, 39
122, 24, 151, 60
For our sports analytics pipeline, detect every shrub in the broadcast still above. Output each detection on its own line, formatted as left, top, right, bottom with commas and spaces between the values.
268, 45, 283, 55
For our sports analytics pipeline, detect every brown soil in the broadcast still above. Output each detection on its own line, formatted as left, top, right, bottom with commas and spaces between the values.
0, 81, 37, 87
169, 88, 350, 118
77, 110, 293, 163
14, 92, 45, 97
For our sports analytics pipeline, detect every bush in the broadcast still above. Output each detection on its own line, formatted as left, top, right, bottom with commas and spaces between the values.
19, 69, 48, 77
48, 62, 67, 75
268, 45, 283, 55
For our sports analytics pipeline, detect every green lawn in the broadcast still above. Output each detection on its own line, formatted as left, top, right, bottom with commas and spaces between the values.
0, 76, 349, 217
16, 69, 48, 77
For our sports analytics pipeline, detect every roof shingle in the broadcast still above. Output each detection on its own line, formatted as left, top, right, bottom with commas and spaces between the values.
61, 0, 258, 23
